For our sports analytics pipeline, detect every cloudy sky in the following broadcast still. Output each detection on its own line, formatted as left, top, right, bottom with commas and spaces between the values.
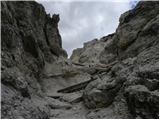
37, 0, 138, 57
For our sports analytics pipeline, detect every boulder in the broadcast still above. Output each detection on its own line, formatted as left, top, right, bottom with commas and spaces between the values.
83, 77, 125, 108
124, 85, 158, 119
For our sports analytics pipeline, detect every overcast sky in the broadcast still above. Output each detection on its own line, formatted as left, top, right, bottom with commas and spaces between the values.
37, 0, 138, 57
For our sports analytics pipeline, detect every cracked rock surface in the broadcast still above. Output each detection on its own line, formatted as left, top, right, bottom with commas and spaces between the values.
1, 1, 159, 119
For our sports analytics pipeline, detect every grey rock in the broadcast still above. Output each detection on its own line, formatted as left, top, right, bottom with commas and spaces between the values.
46, 97, 72, 109
71, 1, 159, 118
124, 85, 158, 119
83, 76, 125, 108
1, 84, 49, 119
1, 1, 67, 118
70, 38, 109, 64
1, 1, 159, 119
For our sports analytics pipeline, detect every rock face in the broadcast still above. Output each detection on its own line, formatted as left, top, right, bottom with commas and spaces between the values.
70, 34, 114, 65
124, 85, 159, 118
83, 76, 125, 108
71, 1, 159, 119
1, 1, 159, 119
1, 1, 67, 118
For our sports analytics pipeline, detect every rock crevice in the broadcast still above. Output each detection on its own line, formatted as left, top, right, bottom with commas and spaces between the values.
1, 1, 159, 119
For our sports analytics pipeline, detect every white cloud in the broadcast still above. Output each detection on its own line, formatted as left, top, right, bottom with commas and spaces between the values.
37, 1, 138, 57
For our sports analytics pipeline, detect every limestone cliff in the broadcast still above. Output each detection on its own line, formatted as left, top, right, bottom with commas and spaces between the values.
1, 1, 67, 118
1, 1, 159, 119
72, 1, 159, 119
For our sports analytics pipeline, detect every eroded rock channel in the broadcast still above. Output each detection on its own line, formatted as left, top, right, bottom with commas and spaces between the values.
1, 1, 159, 119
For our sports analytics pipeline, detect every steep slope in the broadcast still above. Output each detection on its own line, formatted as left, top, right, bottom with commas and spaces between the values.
71, 1, 159, 119
1, 1, 159, 119
71, 2, 158, 65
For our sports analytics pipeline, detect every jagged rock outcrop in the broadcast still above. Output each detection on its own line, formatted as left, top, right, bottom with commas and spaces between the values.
70, 34, 114, 65
83, 76, 125, 108
71, 1, 159, 119
1, 1, 67, 118
124, 85, 159, 118
1, 1, 159, 119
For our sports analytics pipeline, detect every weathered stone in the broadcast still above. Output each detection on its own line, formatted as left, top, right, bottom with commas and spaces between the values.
1, 1, 67, 118
83, 77, 125, 108
124, 85, 159, 119
70, 2, 159, 118
46, 97, 72, 109
1, 1, 159, 119
57, 77, 95, 93
70, 38, 109, 64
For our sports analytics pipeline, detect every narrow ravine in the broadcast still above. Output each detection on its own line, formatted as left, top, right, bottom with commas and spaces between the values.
1, 1, 159, 119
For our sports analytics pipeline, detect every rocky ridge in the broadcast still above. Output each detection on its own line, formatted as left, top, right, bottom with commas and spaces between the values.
1, 1, 159, 119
